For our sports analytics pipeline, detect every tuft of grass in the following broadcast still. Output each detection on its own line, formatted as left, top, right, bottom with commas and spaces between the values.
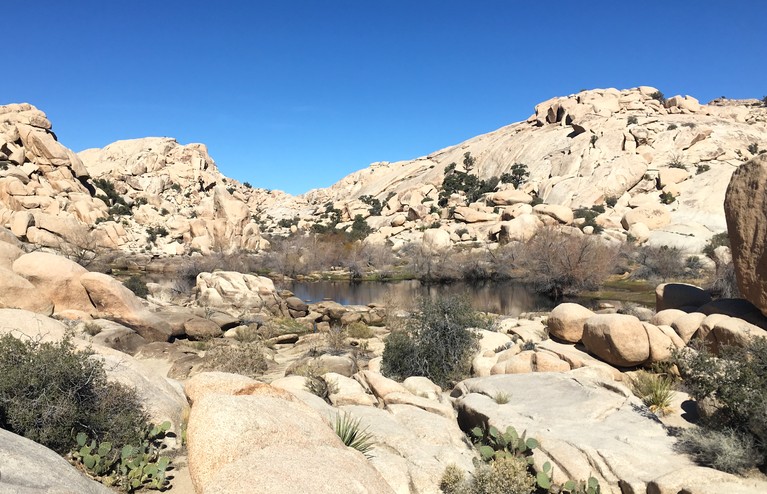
630, 371, 674, 416
675, 427, 763, 474
493, 391, 510, 404
234, 325, 261, 343
334, 412, 375, 458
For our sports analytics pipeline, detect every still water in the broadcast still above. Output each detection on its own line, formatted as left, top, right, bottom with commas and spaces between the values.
285, 280, 556, 317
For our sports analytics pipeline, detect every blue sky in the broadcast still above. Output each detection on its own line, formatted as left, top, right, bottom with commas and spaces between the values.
8, 1, 766, 195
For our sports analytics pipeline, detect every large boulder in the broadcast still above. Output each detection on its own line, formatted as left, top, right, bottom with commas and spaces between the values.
582, 314, 650, 367
724, 154, 767, 316
12, 252, 94, 313
79, 272, 172, 342
547, 303, 595, 343
0, 266, 55, 314
655, 283, 711, 312
0, 428, 114, 494
186, 390, 395, 494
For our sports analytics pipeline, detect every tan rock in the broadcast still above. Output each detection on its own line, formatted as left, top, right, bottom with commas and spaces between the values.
12, 252, 93, 313
453, 206, 497, 223
355, 370, 409, 399
499, 215, 542, 242
621, 205, 671, 230
582, 314, 650, 367
642, 323, 674, 362
650, 308, 687, 327
187, 392, 394, 494
488, 189, 532, 206
547, 303, 595, 343
79, 272, 172, 342
533, 204, 574, 224
184, 372, 260, 405
670, 312, 707, 343
724, 154, 767, 316
0, 266, 55, 314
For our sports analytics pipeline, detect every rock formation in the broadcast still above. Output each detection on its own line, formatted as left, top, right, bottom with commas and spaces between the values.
724, 153, 767, 316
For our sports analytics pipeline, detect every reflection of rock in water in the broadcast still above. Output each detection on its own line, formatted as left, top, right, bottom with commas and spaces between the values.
288, 280, 554, 316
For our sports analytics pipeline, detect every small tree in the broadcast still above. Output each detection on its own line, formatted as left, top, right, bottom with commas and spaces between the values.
500, 163, 530, 189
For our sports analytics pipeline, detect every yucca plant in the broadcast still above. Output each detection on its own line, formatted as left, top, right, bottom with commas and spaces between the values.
334, 412, 375, 458
630, 371, 675, 416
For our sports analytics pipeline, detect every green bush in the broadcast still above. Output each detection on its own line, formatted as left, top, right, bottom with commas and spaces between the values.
650, 90, 666, 105
673, 338, 767, 470
748, 143, 759, 155
382, 296, 481, 387
439, 152, 499, 206
659, 191, 676, 204
359, 195, 383, 216
702, 231, 729, 259
499, 163, 530, 189
123, 275, 149, 298
0, 335, 147, 454
93, 178, 126, 207
349, 215, 372, 240
627, 116, 638, 125
604, 196, 618, 207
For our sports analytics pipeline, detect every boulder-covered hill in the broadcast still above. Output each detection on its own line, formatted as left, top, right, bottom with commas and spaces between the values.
281, 86, 766, 253
1, 87, 766, 258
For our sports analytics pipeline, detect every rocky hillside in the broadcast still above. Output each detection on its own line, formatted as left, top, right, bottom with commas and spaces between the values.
278, 87, 766, 253
1, 88, 765, 259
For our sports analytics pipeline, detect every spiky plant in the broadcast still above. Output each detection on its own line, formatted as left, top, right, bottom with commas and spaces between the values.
334, 412, 375, 458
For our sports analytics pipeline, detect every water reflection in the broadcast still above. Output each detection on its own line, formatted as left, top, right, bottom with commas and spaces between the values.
285, 280, 555, 316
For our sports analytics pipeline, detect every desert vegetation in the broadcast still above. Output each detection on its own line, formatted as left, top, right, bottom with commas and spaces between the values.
382, 295, 482, 387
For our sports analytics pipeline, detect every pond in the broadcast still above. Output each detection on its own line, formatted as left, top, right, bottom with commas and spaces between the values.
285, 279, 557, 316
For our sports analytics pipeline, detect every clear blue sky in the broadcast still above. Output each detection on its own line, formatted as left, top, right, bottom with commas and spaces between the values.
8, 1, 766, 195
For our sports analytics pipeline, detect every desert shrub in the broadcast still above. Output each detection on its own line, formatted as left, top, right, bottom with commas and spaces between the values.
234, 325, 261, 343
673, 339, 767, 468
494, 391, 510, 404
349, 214, 372, 240
627, 115, 638, 125
518, 227, 617, 298
667, 123, 678, 130
763, 96, 767, 107
83, 322, 102, 336
573, 206, 604, 234
708, 260, 740, 299
325, 326, 346, 353
346, 321, 374, 339
630, 371, 675, 416
359, 195, 383, 216
696, 164, 710, 174
702, 231, 730, 258
604, 195, 618, 207
438, 152, 498, 206
748, 143, 759, 154
93, 178, 126, 207
382, 295, 481, 387
632, 245, 686, 282
123, 275, 149, 298
675, 427, 762, 474
440, 456, 535, 494
146, 226, 168, 244
168, 183, 182, 192
243, 181, 252, 188
334, 412, 375, 458
304, 365, 339, 403
659, 191, 676, 205
668, 155, 687, 170
0, 335, 147, 454
201, 341, 268, 378
499, 163, 530, 189
650, 90, 666, 105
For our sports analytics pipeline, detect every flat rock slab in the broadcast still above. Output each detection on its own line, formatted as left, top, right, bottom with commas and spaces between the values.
452, 372, 765, 494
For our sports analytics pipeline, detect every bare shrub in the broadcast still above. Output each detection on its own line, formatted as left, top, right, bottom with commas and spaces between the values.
517, 227, 617, 298
201, 341, 268, 378
632, 245, 687, 282
708, 260, 740, 299
675, 427, 762, 473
